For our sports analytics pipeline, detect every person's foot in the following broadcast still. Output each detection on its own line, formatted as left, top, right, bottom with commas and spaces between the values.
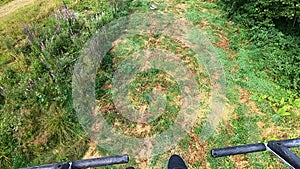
167, 154, 188, 169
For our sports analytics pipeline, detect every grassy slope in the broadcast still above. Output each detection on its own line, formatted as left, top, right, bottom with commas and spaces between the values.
0, 0, 14, 6
0, 0, 299, 168
0, 0, 60, 72
0, 1, 89, 168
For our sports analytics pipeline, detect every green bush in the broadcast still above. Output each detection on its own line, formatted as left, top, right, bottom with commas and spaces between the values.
249, 27, 300, 90
219, 0, 300, 92
218, 0, 300, 27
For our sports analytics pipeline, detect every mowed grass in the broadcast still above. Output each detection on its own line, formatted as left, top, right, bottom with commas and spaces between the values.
0, 0, 299, 168
92, 1, 299, 169
0, 0, 14, 6
0, 0, 60, 70
95, 33, 210, 140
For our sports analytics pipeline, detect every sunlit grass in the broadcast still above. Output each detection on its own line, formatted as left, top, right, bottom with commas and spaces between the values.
0, 0, 299, 168
0, 0, 13, 6
0, 0, 60, 67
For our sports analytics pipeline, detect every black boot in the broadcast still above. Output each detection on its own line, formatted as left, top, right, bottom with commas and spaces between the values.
167, 154, 188, 169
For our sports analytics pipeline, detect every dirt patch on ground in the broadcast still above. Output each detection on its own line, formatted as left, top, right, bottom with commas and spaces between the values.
0, 0, 38, 18
185, 133, 210, 168
229, 155, 249, 168
213, 30, 230, 50
82, 141, 101, 159
239, 87, 265, 116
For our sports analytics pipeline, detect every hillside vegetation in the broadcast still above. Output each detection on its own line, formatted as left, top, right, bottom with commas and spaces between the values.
0, 0, 299, 168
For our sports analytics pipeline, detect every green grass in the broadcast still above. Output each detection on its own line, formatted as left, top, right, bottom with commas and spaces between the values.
0, 0, 299, 168
0, 0, 60, 68
0, 0, 13, 6
95, 1, 299, 168
95, 34, 210, 140
0, 51, 14, 67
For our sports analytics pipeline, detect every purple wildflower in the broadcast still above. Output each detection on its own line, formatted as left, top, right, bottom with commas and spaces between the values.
54, 7, 76, 22
41, 42, 45, 50
61, 8, 68, 13
29, 82, 34, 88
22, 25, 34, 43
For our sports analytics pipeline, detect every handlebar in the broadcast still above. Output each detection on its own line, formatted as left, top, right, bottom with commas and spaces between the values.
211, 143, 266, 157
19, 154, 129, 169
19, 138, 300, 169
72, 154, 129, 169
211, 138, 300, 169
19, 162, 69, 169
211, 138, 300, 158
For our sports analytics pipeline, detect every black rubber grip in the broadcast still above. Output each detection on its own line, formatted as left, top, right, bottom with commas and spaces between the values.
71, 154, 129, 169
19, 155, 129, 169
19, 162, 69, 169
211, 143, 266, 158
277, 138, 300, 148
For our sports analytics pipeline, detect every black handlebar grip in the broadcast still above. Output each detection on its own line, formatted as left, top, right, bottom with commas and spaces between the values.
277, 138, 300, 148
19, 162, 70, 169
71, 154, 129, 169
211, 143, 266, 158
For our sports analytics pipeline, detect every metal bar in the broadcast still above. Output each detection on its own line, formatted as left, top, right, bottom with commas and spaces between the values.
211, 143, 266, 157
278, 138, 300, 148
19, 162, 70, 169
267, 141, 300, 169
19, 155, 129, 169
71, 154, 129, 169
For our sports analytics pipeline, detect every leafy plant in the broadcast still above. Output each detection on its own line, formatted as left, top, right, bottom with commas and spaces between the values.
218, 0, 300, 28
219, 0, 300, 92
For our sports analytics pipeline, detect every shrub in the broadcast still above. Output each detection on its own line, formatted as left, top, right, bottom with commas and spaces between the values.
218, 0, 300, 27
248, 27, 300, 90
219, 0, 300, 92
